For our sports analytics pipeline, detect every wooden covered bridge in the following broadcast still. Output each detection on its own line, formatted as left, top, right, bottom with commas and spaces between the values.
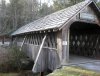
11, 0, 100, 73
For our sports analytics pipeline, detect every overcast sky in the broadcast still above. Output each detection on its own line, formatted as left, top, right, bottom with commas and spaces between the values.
0, 0, 10, 3
39, 0, 53, 6
6, 0, 10, 3
0, 0, 53, 5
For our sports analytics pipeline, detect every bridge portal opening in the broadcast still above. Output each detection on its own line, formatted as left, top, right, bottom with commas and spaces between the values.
70, 21, 100, 59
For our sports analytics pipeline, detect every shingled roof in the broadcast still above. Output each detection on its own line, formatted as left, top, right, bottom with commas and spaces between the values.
11, 0, 98, 36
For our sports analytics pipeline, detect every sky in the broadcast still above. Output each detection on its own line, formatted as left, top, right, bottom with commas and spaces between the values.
6, 0, 10, 3
40, 0, 53, 6
6, 0, 9, 3
0, 0, 53, 5
0, 0, 100, 4
0, 0, 10, 4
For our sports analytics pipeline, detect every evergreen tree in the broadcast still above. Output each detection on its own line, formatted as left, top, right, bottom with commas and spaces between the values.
0, 0, 7, 33
38, 3, 54, 17
53, 0, 84, 11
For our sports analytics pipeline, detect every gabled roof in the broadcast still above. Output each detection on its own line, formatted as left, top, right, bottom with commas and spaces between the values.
11, 0, 99, 36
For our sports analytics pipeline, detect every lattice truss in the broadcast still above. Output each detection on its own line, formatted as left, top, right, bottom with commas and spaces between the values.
13, 33, 57, 49
70, 33, 100, 58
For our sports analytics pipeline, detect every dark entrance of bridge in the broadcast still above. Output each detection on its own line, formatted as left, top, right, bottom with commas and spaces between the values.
70, 21, 100, 59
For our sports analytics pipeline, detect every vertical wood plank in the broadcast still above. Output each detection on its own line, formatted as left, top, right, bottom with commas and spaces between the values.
47, 35, 52, 48
32, 34, 35, 44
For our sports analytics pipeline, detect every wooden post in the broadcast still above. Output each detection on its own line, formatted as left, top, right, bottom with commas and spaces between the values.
13, 37, 17, 44
57, 31, 62, 62
2, 37, 4, 44
40, 72, 44, 76
62, 28, 70, 65
20, 36, 26, 51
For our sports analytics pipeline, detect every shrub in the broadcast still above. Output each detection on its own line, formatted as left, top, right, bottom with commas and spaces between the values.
0, 45, 34, 72
7, 45, 28, 72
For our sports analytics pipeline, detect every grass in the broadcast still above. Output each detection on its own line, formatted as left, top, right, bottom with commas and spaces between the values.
0, 71, 40, 76
1, 66, 100, 76
47, 66, 100, 76
0, 73, 40, 76
0, 73, 19, 76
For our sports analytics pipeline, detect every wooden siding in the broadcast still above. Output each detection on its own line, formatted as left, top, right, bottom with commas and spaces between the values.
20, 44, 60, 72
13, 32, 60, 72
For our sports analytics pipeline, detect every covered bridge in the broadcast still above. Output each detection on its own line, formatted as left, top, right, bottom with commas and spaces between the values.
11, 0, 100, 73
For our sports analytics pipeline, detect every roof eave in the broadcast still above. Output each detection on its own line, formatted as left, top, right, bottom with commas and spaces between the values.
11, 28, 59, 36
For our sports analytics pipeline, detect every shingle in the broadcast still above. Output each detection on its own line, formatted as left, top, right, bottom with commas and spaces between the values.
11, 0, 91, 35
